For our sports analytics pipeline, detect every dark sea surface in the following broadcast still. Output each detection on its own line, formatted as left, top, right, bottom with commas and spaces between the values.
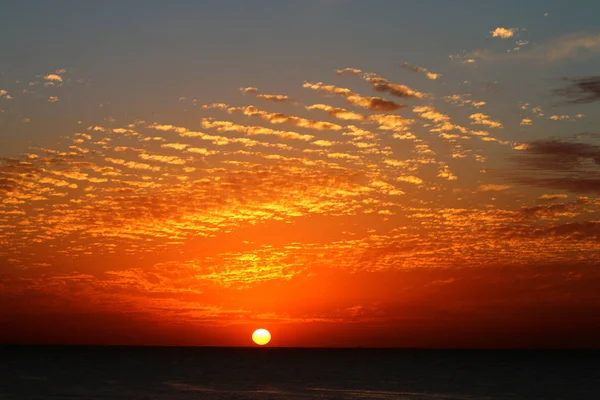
0, 346, 599, 400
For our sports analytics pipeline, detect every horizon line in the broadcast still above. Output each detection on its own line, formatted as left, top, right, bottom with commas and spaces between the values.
2, 343, 599, 351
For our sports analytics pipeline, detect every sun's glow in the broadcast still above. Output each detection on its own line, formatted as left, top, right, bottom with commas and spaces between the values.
252, 329, 271, 345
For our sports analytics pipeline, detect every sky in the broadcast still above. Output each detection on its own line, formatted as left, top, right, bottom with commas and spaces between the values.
1, 0, 599, 348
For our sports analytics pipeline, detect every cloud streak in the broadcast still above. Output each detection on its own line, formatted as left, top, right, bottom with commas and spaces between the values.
511, 139, 600, 193
401, 62, 440, 80
555, 76, 600, 104
303, 81, 406, 111
470, 32, 600, 62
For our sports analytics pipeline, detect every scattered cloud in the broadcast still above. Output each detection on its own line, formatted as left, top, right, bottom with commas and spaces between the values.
303, 81, 405, 111
520, 118, 532, 126
548, 114, 584, 121
444, 94, 485, 108
202, 103, 229, 110
202, 118, 315, 141
228, 105, 343, 131
449, 54, 477, 64
44, 74, 63, 86
469, 113, 503, 128
513, 40, 530, 52
1, 53, 598, 347
239, 87, 294, 102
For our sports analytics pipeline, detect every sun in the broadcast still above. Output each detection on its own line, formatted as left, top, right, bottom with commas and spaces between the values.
252, 328, 271, 345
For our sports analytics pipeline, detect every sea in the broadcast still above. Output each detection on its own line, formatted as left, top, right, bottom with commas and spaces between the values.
0, 346, 599, 400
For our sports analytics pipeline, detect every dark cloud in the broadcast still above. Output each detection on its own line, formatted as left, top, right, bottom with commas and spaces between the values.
4, 260, 600, 347
518, 198, 588, 218
400, 62, 440, 80
365, 76, 427, 99
518, 176, 600, 193
505, 220, 600, 241
366, 97, 405, 111
0, 177, 18, 193
511, 139, 600, 193
519, 139, 600, 170
503, 211, 600, 240
302, 81, 406, 112
401, 62, 427, 73
237, 261, 600, 348
0, 159, 45, 193
555, 76, 600, 104
544, 221, 600, 240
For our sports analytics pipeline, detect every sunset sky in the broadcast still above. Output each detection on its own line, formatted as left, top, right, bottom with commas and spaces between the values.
1, 0, 599, 348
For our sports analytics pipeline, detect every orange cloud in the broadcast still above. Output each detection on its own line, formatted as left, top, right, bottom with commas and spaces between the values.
239, 87, 259, 94
306, 104, 366, 121
335, 67, 363, 75
363, 74, 428, 99
227, 105, 343, 131
477, 184, 511, 192
469, 113, 503, 128
256, 94, 293, 102
201, 118, 315, 141
303, 82, 405, 112
44, 73, 63, 83
491, 27, 518, 39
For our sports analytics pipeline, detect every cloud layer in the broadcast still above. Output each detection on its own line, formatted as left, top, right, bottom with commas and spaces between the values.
1, 56, 599, 347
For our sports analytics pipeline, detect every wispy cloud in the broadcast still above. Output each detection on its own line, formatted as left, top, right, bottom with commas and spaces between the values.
239, 87, 294, 102
256, 94, 293, 102
239, 87, 259, 94
470, 32, 600, 62
469, 113, 503, 128
478, 184, 510, 192
227, 105, 343, 131
554, 76, 600, 104
401, 62, 440, 80
335, 67, 362, 75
